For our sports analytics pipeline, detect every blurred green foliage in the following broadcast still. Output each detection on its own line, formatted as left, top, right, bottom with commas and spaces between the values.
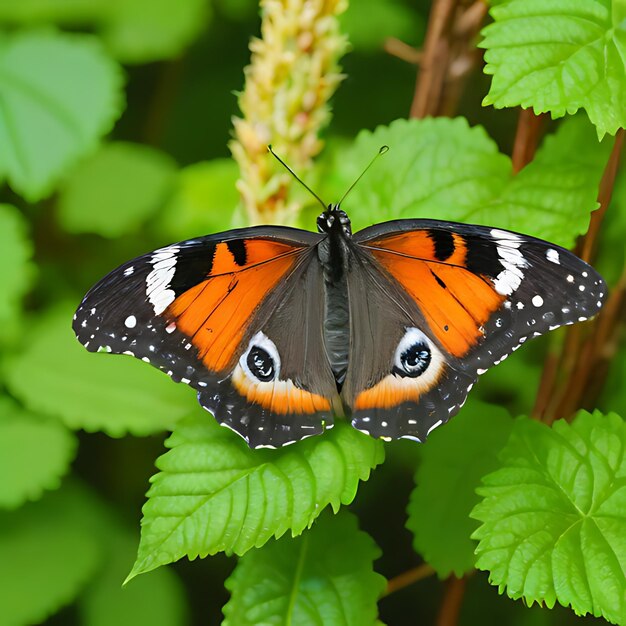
0, 0, 624, 625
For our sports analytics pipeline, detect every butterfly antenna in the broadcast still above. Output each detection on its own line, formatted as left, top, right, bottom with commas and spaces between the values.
267, 145, 327, 211
338, 145, 389, 206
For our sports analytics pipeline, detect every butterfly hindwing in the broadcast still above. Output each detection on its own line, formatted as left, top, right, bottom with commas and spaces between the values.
341, 249, 476, 442
73, 226, 337, 448
203, 253, 338, 448
345, 219, 606, 441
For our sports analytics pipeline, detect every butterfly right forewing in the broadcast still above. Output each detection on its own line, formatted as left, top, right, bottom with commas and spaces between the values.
342, 220, 606, 442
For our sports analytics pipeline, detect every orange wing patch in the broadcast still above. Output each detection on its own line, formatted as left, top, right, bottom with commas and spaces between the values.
210, 240, 297, 276
369, 231, 469, 268
353, 334, 446, 410
231, 366, 331, 414
365, 234, 505, 357
168, 243, 300, 372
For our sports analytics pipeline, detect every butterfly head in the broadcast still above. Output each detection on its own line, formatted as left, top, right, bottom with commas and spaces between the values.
317, 205, 352, 238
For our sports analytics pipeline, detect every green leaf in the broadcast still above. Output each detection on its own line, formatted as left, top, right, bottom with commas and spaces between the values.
336, 116, 608, 247
0, 0, 207, 64
0, 396, 77, 509
0, 0, 105, 24
4, 304, 194, 437
407, 401, 513, 578
341, 0, 423, 52
59, 142, 177, 238
471, 115, 611, 246
0, 30, 124, 201
128, 411, 384, 579
480, 0, 626, 138
81, 529, 188, 626
0, 204, 34, 343
222, 510, 386, 626
472, 411, 626, 623
100, 0, 210, 63
474, 334, 544, 417
0, 482, 103, 626
154, 158, 239, 241
337, 117, 511, 233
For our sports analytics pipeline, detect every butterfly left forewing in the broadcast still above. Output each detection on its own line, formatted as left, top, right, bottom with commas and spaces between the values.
343, 220, 607, 441
74, 227, 337, 448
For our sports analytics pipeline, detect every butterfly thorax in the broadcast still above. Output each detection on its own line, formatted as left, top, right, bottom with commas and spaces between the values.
316, 204, 352, 237
317, 205, 352, 389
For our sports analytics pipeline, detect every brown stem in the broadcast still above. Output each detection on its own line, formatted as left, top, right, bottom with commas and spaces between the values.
382, 563, 436, 597
581, 128, 624, 263
538, 131, 624, 423
384, 37, 423, 65
411, 0, 458, 118
454, 0, 488, 38
511, 109, 545, 173
581, 269, 626, 406
531, 350, 559, 420
551, 329, 596, 422
440, 0, 488, 116
436, 576, 467, 626
542, 324, 584, 424
554, 269, 626, 419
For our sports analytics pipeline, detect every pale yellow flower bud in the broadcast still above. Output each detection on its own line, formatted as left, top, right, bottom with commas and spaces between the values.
230, 0, 348, 225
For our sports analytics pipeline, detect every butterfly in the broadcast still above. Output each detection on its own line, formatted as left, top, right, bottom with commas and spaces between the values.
73, 196, 607, 449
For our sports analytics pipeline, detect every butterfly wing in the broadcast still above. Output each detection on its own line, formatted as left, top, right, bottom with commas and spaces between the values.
342, 219, 607, 442
73, 227, 337, 448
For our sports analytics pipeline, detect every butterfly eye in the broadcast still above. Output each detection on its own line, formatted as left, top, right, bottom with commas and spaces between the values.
399, 342, 431, 377
393, 328, 433, 378
247, 346, 276, 382
240, 331, 281, 383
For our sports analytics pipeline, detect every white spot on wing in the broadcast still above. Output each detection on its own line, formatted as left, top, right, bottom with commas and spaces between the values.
427, 419, 443, 435
532, 295, 544, 307
546, 249, 560, 264
124, 315, 137, 328
490, 230, 528, 296
490, 229, 522, 243
146, 246, 179, 315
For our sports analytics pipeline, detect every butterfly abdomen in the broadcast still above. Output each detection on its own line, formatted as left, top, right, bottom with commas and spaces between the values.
318, 217, 352, 389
